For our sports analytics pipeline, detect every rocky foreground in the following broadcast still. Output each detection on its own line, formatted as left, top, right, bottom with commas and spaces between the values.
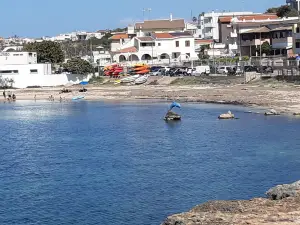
162, 181, 300, 225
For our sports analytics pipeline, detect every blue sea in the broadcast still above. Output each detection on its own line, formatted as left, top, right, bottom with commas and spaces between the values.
1, 101, 300, 225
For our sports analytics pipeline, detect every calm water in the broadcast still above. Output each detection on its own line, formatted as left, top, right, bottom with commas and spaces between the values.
1, 101, 300, 225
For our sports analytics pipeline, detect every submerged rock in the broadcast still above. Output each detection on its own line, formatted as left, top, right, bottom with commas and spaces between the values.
161, 180, 300, 225
218, 111, 234, 119
164, 110, 181, 121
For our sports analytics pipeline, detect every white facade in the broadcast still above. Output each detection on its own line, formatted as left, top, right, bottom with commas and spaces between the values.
0, 52, 37, 65
114, 34, 198, 64
198, 11, 253, 40
43, 31, 105, 42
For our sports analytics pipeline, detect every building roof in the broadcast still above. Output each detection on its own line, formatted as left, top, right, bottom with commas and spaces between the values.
96, 29, 109, 33
219, 14, 278, 23
241, 26, 270, 34
170, 31, 192, 37
110, 33, 129, 40
136, 36, 154, 42
271, 26, 292, 31
195, 39, 214, 44
153, 32, 192, 39
153, 33, 174, 39
115, 46, 137, 53
135, 19, 185, 30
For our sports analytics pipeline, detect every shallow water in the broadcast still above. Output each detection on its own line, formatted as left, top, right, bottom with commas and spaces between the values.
1, 101, 300, 225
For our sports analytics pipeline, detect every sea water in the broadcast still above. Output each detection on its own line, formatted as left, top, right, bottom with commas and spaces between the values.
1, 101, 300, 225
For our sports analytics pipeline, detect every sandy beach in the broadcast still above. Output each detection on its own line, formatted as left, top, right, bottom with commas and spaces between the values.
4, 76, 300, 115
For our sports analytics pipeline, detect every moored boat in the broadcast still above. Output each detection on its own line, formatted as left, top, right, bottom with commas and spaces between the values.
134, 75, 149, 85
120, 75, 140, 83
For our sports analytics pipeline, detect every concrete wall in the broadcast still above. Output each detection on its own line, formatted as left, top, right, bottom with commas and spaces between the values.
0, 52, 37, 65
2, 73, 93, 88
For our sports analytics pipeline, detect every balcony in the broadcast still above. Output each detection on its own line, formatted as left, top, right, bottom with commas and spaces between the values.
204, 32, 213, 38
229, 44, 238, 50
230, 32, 238, 38
205, 23, 214, 28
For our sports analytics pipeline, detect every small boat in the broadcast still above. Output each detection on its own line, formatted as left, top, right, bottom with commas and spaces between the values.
134, 75, 149, 85
120, 75, 140, 83
72, 96, 85, 100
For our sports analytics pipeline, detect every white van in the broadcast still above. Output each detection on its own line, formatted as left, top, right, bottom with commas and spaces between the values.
194, 66, 210, 76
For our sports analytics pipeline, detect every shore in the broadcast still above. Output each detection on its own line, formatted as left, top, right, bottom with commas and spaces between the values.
4, 76, 300, 115
162, 180, 300, 225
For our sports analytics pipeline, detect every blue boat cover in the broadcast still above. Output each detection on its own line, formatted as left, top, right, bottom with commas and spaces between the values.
170, 102, 181, 110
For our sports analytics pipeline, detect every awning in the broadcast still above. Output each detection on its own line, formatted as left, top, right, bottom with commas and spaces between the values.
241, 26, 270, 34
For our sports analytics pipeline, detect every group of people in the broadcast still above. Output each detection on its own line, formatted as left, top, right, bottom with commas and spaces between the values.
46, 95, 66, 103
3, 90, 16, 102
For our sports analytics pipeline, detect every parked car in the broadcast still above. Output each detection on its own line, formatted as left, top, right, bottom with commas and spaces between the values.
187, 68, 196, 76
244, 65, 257, 72
217, 66, 232, 74
151, 68, 165, 76
194, 66, 210, 76
256, 66, 273, 74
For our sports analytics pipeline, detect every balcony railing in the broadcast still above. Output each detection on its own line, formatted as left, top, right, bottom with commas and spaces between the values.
230, 32, 238, 38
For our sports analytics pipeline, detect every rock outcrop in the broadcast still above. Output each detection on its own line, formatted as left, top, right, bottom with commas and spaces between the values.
162, 180, 300, 225
266, 180, 300, 200
165, 111, 181, 121
218, 111, 235, 119
265, 109, 280, 116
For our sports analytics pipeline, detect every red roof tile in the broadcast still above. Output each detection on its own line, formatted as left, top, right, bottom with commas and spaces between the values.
135, 19, 185, 30
116, 46, 137, 53
219, 14, 278, 23
195, 39, 213, 44
136, 37, 154, 41
153, 33, 174, 39
110, 33, 129, 40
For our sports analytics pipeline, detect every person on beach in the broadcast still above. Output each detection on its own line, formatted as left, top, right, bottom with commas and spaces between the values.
60, 96, 62, 102
34, 95, 36, 101
12, 94, 16, 101
3, 90, 6, 100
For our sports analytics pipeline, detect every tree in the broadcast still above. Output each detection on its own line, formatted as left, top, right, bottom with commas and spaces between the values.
23, 41, 64, 63
258, 41, 272, 56
63, 58, 94, 75
265, 7, 278, 14
198, 44, 210, 59
266, 5, 299, 18
192, 16, 198, 22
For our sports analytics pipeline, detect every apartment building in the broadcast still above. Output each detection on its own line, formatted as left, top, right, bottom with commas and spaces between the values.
198, 11, 253, 41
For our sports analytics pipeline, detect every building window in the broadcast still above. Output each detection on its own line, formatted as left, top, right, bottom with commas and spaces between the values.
30, 69, 38, 73
297, 27, 300, 33
29, 53, 33, 56
158, 43, 161, 46
0, 70, 18, 74
185, 41, 190, 47
175, 41, 179, 47
280, 32, 284, 38
296, 42, 300, 48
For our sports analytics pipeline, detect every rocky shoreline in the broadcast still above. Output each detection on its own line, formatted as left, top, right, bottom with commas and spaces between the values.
5, 78, 300, 115
161, 180, 300, 225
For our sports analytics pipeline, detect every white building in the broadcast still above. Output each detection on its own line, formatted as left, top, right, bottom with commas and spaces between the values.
0, 52, 37, 65
198, 11, 254, 41
43, 30, 108, 42
287, 0, 300, 11
112, 32, 198, 64
0, 52, 91, 88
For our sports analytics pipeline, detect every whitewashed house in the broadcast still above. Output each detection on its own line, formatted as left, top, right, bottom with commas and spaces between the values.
112, 32, 198, 64
0, 52, 91, 88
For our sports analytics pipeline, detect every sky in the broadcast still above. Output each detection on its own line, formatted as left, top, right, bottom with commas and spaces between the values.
0, 0, 285, 38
